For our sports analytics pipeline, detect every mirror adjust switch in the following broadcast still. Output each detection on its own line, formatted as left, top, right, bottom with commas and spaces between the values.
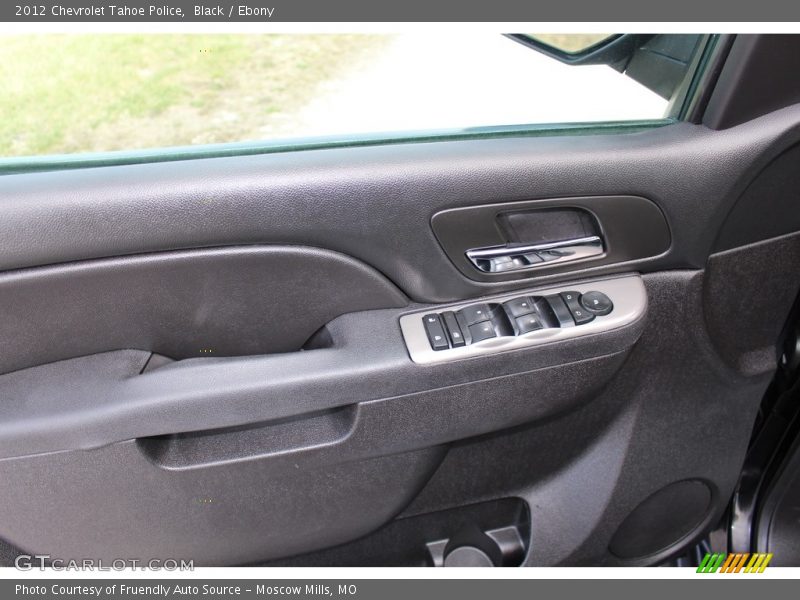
580, 291, 614, 316
560, 291, 595, 325
468, 321, 497, 343
543, 294, 575, 327
423, 314, 449, 351
459, 303, 492, 326
442, 311, 466, 348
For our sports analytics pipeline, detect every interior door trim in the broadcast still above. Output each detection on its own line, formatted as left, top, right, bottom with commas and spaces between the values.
431, 195, 671, 282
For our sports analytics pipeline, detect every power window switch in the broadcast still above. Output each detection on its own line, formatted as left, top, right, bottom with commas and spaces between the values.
442, 311, 466, 348
459, 303, 493, 326
515, 313, 544, 334
468, 321, 497, 343
503, 296, 535, 318
560, 291, 595, 325
423, 314, 449, 351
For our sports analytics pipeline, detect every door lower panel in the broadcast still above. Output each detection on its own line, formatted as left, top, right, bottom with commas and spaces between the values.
0, 441, 446, 566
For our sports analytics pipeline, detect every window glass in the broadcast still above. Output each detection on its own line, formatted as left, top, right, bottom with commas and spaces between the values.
0, 34, 694, 159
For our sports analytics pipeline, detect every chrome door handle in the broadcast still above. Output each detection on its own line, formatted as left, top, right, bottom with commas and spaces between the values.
465, 236, 603, 273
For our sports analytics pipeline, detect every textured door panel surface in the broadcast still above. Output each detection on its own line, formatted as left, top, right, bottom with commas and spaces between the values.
3, 97, 800, 566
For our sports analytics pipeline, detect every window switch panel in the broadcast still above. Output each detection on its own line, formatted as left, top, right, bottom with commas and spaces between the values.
400, 276, 643, 364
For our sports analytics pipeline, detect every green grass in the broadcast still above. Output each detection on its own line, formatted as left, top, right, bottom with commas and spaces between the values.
0, 34, 387, 157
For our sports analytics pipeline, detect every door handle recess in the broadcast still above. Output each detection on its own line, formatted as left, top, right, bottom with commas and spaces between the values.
465, 236, 603, 273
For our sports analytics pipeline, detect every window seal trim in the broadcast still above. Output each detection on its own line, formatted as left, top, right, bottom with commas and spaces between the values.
0, 119, 675, 177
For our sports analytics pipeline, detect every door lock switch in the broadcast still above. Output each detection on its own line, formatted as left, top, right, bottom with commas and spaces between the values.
423, 313, 449, 351
560, 291, 595, 325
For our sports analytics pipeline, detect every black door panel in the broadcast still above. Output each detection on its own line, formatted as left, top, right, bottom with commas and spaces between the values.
0, 272, 643, 461
3, 64, 800, 566
0, 245, 407, 375
1, 106, 799, 304
0, 439, 447, 566
399, 267, 774, 566
705, 232, 800, 376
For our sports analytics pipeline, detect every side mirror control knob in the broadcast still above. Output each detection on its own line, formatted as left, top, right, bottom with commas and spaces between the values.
580, 291, 614, 315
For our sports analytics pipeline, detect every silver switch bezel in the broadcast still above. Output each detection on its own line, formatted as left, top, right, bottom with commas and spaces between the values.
399, 274, 647, 364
